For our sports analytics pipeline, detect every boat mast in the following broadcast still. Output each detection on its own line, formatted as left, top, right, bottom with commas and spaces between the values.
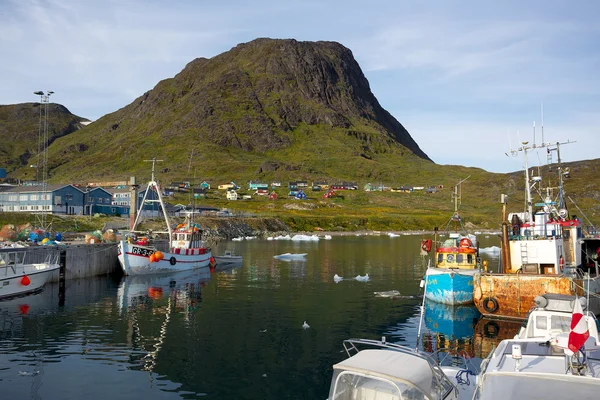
131, 159, 173, 243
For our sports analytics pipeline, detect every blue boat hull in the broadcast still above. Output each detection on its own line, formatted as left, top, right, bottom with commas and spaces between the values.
424, 268, 476, 305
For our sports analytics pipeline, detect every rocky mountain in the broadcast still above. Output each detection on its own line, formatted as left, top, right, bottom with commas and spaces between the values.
0, 103, 88, 174
5, 38, 436, 183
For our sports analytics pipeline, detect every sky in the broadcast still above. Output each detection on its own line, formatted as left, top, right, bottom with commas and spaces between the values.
1, 0, 598, 173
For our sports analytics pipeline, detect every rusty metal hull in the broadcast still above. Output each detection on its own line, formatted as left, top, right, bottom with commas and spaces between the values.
473, 273, 583, 320
473, 318, 522, 359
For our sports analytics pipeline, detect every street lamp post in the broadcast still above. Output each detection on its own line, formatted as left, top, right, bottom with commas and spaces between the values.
33, 90, 54, 231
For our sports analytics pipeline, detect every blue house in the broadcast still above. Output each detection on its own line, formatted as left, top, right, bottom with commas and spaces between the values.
85, 187, 116, 215
0, 184, 85, 215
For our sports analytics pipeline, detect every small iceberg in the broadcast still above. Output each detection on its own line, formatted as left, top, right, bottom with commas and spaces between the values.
232, 237, 244, 241
333, 274, 343, 283
291, 234, 320, 241
267, 237, 274, 241
355, 274, 370, 282
274, 234, 292, 241
245, 236, 256, 240
480, 246, 501, 254
302, 321, 310, 329
274, 253, 307, 260
374, 290, 401, 298
387, 233, 400, 238
323, 235, 332, 240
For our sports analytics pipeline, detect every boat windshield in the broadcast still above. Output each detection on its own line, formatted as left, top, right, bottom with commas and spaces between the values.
0, 251, 25, 266
330, 371, 424, 400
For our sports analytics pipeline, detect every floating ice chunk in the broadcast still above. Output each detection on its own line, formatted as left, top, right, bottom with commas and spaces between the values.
374, 290, 401, 298
18, 370, 39, 376
274, 234, 292, 240
333, 274, 343, 283
387, 233, 400, 237
245, 236, 256, 240
267, 237, 274, 241
480, 246, 501, 254
291, 234, 320, 241
355, 274, 370, 282
259, 329, 267, 333
302, 321, 310, 329
273, 253, 307, 260
323, 235, 332, 240
232, 237, 243, 241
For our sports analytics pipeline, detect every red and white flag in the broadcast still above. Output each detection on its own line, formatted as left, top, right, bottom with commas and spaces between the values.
568, 297, 590, 353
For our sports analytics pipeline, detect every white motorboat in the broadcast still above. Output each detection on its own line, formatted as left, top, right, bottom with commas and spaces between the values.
328, 338, 476, 400
475, 294, 600, 399
516, 294, 599, 340
0, 249, 60, 299
213, 250, 242, 269
474, 336, 600, 399
117, 159, 214, 275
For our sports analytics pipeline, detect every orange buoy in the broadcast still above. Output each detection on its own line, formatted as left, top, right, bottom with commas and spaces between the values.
148, 287, 163, 300
154, 251, 164, 260
21, 275, 31, 286
149, 253, 157, 263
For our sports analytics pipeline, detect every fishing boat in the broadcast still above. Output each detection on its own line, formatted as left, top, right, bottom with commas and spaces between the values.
328, 338, 476, 400
423, 177, 482, 305
0, 249, 60, 299
117, 159, 214, 276
473, 141, 600, 319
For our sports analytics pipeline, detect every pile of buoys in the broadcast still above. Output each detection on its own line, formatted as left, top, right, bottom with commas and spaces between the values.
149, 251, 164, 263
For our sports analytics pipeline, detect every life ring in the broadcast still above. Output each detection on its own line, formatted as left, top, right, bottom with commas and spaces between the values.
482, 297, 499, 313
169, 257, 177, 265
483, 321, 499, 338
421, 239, 432, 253
459, 238, 472, 248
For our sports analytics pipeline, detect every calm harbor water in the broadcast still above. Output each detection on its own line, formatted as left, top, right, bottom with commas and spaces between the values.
0, 234, 509, 399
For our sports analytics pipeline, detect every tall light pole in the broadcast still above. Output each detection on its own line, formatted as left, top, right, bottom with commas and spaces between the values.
33, 90, 54, 231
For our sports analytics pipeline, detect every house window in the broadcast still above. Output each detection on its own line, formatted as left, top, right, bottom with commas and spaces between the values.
8, 195, 17, 201
30, 194, 39, 201
88, 197, 94, 203
111, 208, 116, 213
20, 194, 28, 201
66, 194, 73, 200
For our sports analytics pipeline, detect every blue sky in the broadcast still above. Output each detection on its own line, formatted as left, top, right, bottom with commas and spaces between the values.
1, 0, 598, 173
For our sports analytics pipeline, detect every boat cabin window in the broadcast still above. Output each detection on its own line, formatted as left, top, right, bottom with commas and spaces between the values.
330, 371, 422, 400
456, 254, 464, 264
446, 254, 455, 263
550, 315, 570, 331
535, 316, 547, 330
438, 253, 443, 264
467, 254, 473, 264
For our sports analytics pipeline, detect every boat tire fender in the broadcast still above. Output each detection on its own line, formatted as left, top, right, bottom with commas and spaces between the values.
169, 257, 177, 265
482, 297, 499, 313
483, 321, 499, 338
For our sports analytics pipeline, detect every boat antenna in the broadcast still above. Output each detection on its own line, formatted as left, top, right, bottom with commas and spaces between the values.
541, 103, 544, 145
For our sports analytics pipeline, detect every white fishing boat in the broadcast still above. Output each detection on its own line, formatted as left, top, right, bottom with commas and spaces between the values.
117, 159, 214, 276
0, 249, 60, 299
516, 294, 599, 340
475, 294, 600, 399
328, 338, 476, 400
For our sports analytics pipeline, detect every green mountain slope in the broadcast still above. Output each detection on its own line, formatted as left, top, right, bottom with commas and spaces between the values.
0, 103, 88, 174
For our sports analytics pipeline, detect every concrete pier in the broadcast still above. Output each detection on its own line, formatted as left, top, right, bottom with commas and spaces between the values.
1, 243, 120, 283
